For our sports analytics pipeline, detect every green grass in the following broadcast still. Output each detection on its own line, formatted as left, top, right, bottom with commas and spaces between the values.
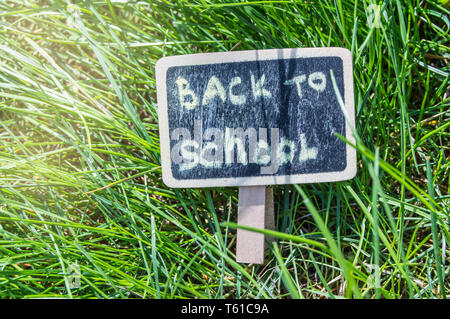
0, 0, 449, 299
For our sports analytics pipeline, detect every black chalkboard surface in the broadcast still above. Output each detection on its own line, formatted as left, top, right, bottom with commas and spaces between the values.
156, 48, 356, 188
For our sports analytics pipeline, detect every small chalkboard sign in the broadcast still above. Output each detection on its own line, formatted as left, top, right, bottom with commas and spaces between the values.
156, 48, 355, 188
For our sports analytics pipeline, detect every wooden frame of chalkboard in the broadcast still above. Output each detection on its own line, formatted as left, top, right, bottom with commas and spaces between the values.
156, 47, 356, 188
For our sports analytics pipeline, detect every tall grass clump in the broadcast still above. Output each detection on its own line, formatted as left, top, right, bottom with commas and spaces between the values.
0, 0, 448, 298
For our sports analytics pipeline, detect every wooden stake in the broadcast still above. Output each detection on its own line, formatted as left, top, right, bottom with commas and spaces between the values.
236, 186, 275, 264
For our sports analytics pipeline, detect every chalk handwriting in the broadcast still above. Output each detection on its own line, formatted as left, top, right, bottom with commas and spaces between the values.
176, 71, 327, 109
171, 121, 318, 174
